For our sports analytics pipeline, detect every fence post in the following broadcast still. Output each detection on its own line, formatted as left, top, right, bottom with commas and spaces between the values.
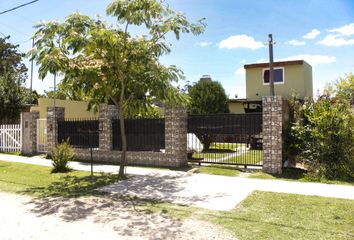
262, 96, 284, 174
46, 107, 65, 152
21, 111, 39, 155
165, 107, 188, 167
99, 104, 118, 151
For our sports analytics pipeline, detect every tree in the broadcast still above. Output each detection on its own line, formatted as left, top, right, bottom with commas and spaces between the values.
188, 78, 229, 114
30, 0, 205, 179
0, 36, 28, 122
188, 77, 229, 150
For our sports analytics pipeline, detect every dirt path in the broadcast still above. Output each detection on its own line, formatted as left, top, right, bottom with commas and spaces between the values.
0, 192, 235, 240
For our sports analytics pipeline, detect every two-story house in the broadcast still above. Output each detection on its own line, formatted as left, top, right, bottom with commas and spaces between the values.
228, 60, 313, 113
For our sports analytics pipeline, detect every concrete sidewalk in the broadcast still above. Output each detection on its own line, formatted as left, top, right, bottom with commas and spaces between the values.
1, 153, 354, 211
102, 172, 354, 211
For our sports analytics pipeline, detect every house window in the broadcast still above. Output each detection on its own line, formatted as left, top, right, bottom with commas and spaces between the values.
263, 67, 284, 85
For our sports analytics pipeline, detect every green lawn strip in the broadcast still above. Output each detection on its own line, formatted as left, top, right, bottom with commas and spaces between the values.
0, 160, 117, 197
192, 152, 230, 159
0, 152, 21, 156
222, 150, 263, 165
194, 165, 242, 177
207, 191, 354, 240
247, 168, 354, 186
193, 164, 354, 186
192, 143, 244, 160
209, 143, 242, 150
140, 191, 354, 240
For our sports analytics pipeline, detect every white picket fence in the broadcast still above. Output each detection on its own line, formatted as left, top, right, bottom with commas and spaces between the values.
0, 124, 21, 152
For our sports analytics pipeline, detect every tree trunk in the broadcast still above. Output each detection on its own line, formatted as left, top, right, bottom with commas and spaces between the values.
199, 134, 214, 151
118, 105, 127, 179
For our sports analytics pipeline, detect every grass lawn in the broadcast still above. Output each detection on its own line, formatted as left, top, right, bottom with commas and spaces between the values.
192, 143, 249, 160
192, 151, 229, 159
209, 142, 242, 150
222, 150, 263, 165
142, 191, 354, 240
0, 159, 353, 239
194, 165, 242, 176
0, 160, 117, 197
194, 165, 354, 186
192, 142, 244, 160
210, 191, 354, 240
0, 152, 21, 156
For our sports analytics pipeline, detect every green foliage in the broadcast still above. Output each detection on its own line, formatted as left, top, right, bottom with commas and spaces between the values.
30, 0, 205, 178
0, 36, 27, 80
326, 73, 354, 106
188, 78, 229, 149
188, 78, 229, 114
51, 140, 75, 173
0, 36, 28, 122
44, 81, 90, 101
289, 76, 354, 180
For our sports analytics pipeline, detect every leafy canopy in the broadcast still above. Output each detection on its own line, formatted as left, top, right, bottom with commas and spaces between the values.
188, 78, 230, 114
0, 36, 29, 122
29, 0, 205, 115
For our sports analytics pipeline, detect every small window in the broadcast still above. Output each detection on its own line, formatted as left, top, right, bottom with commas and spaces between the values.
263, 67, 284, 84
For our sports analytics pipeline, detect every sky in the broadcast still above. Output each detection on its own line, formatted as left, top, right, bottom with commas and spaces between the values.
0, 0, 353, 98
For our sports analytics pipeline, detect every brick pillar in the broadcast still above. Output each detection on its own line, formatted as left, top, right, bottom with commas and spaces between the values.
47, 107, 65, 151
21, 111, 40, 155
262, 96, 283, 174
165, 107, 188, 167
99, 104, 118, 150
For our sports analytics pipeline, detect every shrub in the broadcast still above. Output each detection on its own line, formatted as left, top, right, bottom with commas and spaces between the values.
51, 140, 75, 173
290, 90, 354, 180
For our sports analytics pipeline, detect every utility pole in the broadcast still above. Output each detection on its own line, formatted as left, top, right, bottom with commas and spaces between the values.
268, 34, 275, 96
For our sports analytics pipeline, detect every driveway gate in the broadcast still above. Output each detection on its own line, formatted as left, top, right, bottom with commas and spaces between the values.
187, 113, 263, 167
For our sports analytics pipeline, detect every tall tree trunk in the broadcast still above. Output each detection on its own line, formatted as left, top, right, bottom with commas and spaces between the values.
118, 104, 127, 179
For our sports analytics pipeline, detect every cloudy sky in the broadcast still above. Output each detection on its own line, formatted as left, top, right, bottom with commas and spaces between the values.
1, 0, 353, 98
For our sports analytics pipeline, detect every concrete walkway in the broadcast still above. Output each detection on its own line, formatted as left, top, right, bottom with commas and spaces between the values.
1, 153, 353, 211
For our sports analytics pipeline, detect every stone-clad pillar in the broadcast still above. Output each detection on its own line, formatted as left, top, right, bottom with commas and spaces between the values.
99, 104, 118, 151
262, 96, 284, 174
165, 107, 188, 167
47, 107, 65, 151
21, 111, 40, 155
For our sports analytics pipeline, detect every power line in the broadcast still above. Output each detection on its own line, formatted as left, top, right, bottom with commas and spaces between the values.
0, 0, 39, 15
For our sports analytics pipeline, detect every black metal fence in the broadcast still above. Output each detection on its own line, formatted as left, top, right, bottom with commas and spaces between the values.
187, 113, 263, 166
112, 118, 165, 151
58, 118, 99, 148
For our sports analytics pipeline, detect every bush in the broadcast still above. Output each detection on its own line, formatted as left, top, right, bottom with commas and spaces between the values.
51, 140, 75, 173
289, 83, 354, 180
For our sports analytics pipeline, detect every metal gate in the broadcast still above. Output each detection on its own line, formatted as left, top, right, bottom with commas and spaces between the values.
187, 113, 263, 167
36, 119, 48, 153
0, 124, 21, 152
